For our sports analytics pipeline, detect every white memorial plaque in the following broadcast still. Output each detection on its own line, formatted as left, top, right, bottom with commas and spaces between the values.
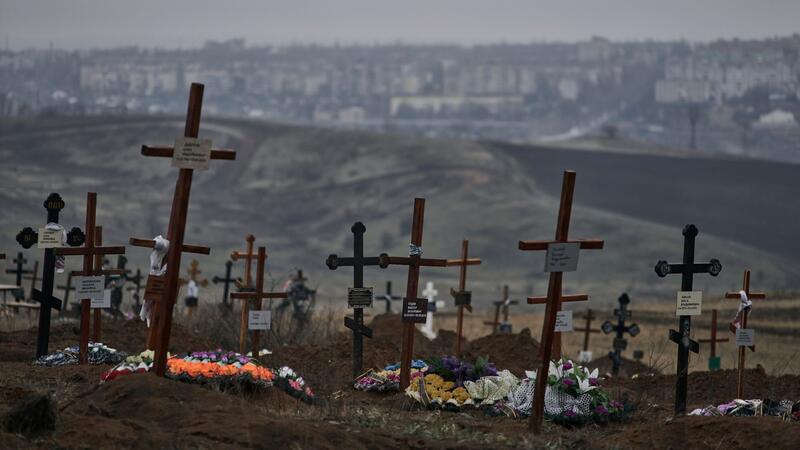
37, 228, 62, 248
92, 289, 111, 308
171, 137, 212, 170
545, 243, 580, 272
676, 291, 703, 316
735, 328, 755, 347
75, 275, 106, 300
248, 310, 271, 331
554, 310, 574, 332
578, 350, 593, 363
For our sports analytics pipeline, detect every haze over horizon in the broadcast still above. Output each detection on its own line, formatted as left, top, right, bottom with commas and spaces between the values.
1, 0, 800, 50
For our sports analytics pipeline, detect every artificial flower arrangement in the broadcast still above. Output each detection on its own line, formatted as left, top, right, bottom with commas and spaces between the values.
405, 356, 507, 410
497, 359, 629, 425
35, 342, 126, 367
690, 399, 800, 421
354, 360, 428, 392
273, 366, 315, 404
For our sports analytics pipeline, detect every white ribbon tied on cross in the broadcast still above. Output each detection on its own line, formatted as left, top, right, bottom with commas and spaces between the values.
731, 290, 752, 330
140, 235, 170, 326
45, 223, 67, 273
186, 280, 199, 298
409, 243, 423, 256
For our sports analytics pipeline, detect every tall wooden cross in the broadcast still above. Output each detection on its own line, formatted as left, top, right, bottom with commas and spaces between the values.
22, 260, 39, 301
326, 221, 388, 377
15, 193, 85, 358
379, 198, 447, 390
230, 246, 287, 358
56, 194, 125, 364
698, 309, 728, 371
129, 82, 236, 376
180, 259, 208, 317
654, 224, 722, 415
518, 170, 604, 434
5, 252, 32, 288
375, 281, 402, 314
212, 260, 237, 309
725, 269, 764, 399
89, 226, 128, 341
484, 286, 518, 334
231, 234, 257, 354
600, 293, 640, 375
575, 308, 601, 356
446, 239, 481, 356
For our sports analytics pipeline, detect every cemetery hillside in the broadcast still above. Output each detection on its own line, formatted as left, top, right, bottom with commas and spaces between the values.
1, 110, 800, 449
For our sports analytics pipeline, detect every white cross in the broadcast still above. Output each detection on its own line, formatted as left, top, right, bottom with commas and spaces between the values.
423, 281, 438, 301
420, 281, 439, 340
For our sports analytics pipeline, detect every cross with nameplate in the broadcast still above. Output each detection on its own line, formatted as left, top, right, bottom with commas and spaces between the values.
326, 221, 388, 377
230, 246, 287, 358
56, 194, 126, 364
213, 260, 237, 309
698, 309, 728, 371
379, 198, 447, 390
375, 281, 402, 313
600, 293, 640, 375
5, 252, 32, 288
446, 239, 481, 356
129, 82, 236, 376
231, 234, 257, 354
15, 193, 85, 358
654, 224, 722, 415
726, 269, 764, 399
518, 170, 604, 434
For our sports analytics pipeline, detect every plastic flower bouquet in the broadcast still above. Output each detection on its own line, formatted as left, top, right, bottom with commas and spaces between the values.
354, 360, 428, 392
405, 372, 473, 410
423, 356, 497, 387
36, 342, 126, 367
273, 366, 316, 404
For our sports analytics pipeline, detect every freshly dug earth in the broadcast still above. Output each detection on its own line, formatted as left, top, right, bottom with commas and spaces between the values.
2, 317, 799, 449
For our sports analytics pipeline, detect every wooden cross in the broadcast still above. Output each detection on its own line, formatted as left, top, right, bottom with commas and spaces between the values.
600, 293, 640, 375
56, 194, 126, 364
518, 170, 604, 434
5, 252, 32, 287
654, 224, 722, 415
574, 308, 601, 353
180, 259, 208, 317
15, 193, 85, 358
126, 268, 143, 308
375, 280, 402, 313
129, 83, 236, 376
22, 260, 39, 301
212, 260, 237, 308
230, 246, 287, 358
379, 198, 447, 390
446, 239, 481, 356
231, 234, 258, 354
698, 309, 728, 371
725, 269, 765, 399
326, 221, 388, 377
484, 285, 518, 334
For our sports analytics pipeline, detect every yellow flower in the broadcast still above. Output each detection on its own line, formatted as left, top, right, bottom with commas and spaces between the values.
442, 381, 455, 391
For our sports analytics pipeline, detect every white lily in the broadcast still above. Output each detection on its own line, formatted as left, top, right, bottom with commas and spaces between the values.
524, 370, 537, 380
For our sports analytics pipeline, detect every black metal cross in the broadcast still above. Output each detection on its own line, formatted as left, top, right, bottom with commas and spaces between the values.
654, 224, 722, 415
5, 252, 32, 287
213, 260, 238, 308
326, 222, 388, 378
601, 293, 640, 375
375, 280, 402, 313
15, 193, 85, 358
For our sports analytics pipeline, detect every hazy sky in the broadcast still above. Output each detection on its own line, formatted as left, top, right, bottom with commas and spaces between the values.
1, 0, 799, 50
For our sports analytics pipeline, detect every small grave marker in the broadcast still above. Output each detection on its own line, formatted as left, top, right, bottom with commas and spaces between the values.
5, 252, 32, 289
654, 224, 722, 415
212, 260, 237, 309
231, 234, 257, 354
698, 309, 728, 371
574, 309, 600, 363
725, 269, 765, 399
179, 259, 208, 317
375, 280, 402, 313
446, 239, 481, 356
600, 293, 640, 375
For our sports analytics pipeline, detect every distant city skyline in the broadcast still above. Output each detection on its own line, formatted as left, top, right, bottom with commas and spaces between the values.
1, 0, 800, 50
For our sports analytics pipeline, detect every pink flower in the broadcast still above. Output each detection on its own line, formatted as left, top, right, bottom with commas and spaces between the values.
562, 378, 575, 387
564, 410, 577, 417
289, 379, 302, 391
562, 362, 573, 370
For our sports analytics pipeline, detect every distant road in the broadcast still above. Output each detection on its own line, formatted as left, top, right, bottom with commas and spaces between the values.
492, 142, 800, 262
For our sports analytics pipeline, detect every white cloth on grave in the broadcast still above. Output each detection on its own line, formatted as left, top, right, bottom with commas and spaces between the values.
45, 223, 67, 273
731, 290, 751, 330
140, 235, 170, 327
186, 280, 199, 298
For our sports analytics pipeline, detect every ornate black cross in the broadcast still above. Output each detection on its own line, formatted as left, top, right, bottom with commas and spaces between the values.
213, 260, 238, 308
601, 293, 640, 375
15, 193, 85, 358
5, 252, 32, 287
375, 280, 402, 313
326, 222, 388, 378
654, 224, 722, 415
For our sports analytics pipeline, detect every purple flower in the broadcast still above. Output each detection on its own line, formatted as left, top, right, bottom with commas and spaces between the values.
595, 405, 609, 415
563, 410, 577, 417
562, 362, 573, 370
610, 400, 623, 409
589, 378, 599, 386
562, 378, 575, 387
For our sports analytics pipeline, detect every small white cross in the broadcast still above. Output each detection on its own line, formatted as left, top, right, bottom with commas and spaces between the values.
422, 281, 438, 301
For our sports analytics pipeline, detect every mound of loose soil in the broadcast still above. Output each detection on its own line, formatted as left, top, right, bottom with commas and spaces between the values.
588, 355, 655, 378
464, 328, 541, 377
0, 318, 213, 363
